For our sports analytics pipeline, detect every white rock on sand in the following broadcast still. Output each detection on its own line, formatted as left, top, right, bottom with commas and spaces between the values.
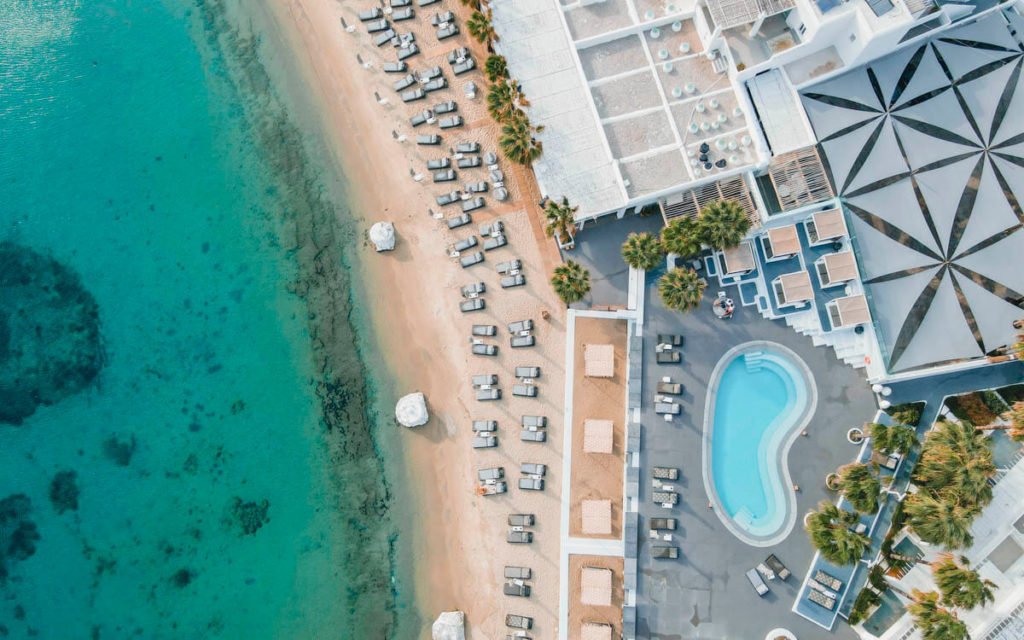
395, 392, 429, 427
369, 221, 396, 252
432, 611, 465, 640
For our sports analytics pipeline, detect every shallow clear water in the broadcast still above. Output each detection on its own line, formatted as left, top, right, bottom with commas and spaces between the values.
0, 1, 411, 637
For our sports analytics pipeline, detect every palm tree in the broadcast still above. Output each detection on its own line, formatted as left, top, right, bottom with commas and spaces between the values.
658, 268, 706, 313
697, 199, 751, 249
466, 9, 498, 44
499, 113, 543, 166
660, 217, 703, 258
869, 422, 917, 455
543, 197, 577, 246
621, 232, 663, 270
905, 493, 977, 550
931, 553, 997, 610
484, 55, 508, 83
550, 260, 590, 305
487, 80, 523, 123
837, 463, 881, 514
805, 501, 870, 566
909, 590, 969, 640
913, 420, 995, 509
976, 400, 1024, 441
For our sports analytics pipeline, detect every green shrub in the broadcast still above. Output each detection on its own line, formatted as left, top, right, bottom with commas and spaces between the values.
946, 393, 998, 425
886, 402, 923, 426
848, 588, 882, 626
998, 384, 1024, 403
982, 390, 1010, 414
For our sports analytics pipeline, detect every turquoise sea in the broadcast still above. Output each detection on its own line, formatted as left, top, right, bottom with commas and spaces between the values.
0, 1, 415, 637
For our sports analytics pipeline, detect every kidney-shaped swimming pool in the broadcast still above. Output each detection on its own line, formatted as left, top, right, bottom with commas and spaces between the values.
702, 341, 817, 547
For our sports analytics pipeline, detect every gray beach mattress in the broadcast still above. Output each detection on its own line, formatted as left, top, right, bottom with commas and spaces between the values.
471, 343, 497, 356
382, 61, 407, 73
472, 419, 497, 432
401, 88, 426, 102
500, 274, 525, 289
358, 7, 382, 21
427, 157, 451, 170
455, 141, 479, 153
365, 18, 389, 32
471, 324, 497, 337
507, 318, 531, 333
452, 58, 475, 75
461, 196, 485, 213
374, 29, 397, 47
510, 336, 535, 349
520, 415, 546, 428
521, 462, 546, 476
497, 260, 522, 275
471, 374, 497, 386
460, 298, 485, 313
415, 134, 440, 145
515, 367, 540, 379
433, 100, 457, 114
436, 191, 461, 206
458, 251, 484, 268
457, 156, 481, 169
391, 7, 414, 20
393, 73, 416, 91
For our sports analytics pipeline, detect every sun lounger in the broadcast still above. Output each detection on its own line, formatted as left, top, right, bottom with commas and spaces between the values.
431, 10, 455, 24
417, 0, 440, 6
479, 221, 503, 237
472, 343, 497, 356
504, 565, 532, 579
396, 43, 419, 60
521, 415, 546, 428
465, 180, 488, 193
382, 61, 407, 73
807, 589, 836, 610
433, 169, 456, 182
658, 334, 683, 346
433, 100, 457, 114
393, 73, 416, 91
401, 89, 426, 106
462, 197, 485, 213
652, 490, 678, 505
653, 467, 679, 480
476, 388, 500, 401
452, 57, 475, 75
451, 236, 477, 253
518, 478, 544, 491
457, 157, 481, 169
427, 157, 451, 171
522, 462, 546, 476
472, 374, 497, 386
652, 546, 679, 559
657, 381, 682, 395
419, 75, 445, 91
374, 29, 397, 46
410, 110, 433, 127
456, 141, 480, 154
439, 116, 463, 129
507, 531, 532, 545
655, 402, 681, 415
436, 191, 461, 206
478, 466, 504, 481
493, 186, 509, 202
507, 318, 532, 333
483, 234, 507, 251
460, 299, 485, 313
746, 569, 770, 596
472, 324, 497, 337
501, 274, 525, 289
815, 570, 843, 591
520, 430, 546, 442
515, 367, 540, 379
459, 251, 484, 268
391, 7, 414, 20
447, 47, 470, 63
765, 554, 791, 580
498, 261, 523, 276
472, 435, 497, 448
656, 351, 681, 364
512, 384, 537, 397
649, 517, 677, 530
488, 167, 503, 181
417, 65, 442, 82
461, 282, 485, 297
358, 7, 383, 21
503, 582, 530, 597
505, 615, 533, 633
447, 213, 471, 229
510, 336, 535, 349
479, 481, 507, 496
390, 0, 412, 7
365, 18, 389, 32
472, 420, 498, 433
437, 23, 459, 39
507, 514, 534, 527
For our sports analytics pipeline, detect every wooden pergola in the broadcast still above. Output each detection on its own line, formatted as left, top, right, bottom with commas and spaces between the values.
659, 175, 759, 229
768, 147, 835, 211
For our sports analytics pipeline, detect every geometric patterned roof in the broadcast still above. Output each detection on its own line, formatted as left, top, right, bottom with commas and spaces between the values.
801, 14, 1024, 373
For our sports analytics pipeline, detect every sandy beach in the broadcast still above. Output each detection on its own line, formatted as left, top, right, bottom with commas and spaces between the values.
259, 0, 568, 635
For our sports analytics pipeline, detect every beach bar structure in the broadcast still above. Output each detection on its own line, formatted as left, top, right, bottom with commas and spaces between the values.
581, 499, 613, 535
771, 271, 813, 309
580, 567, 614, 606
583, 419, 614, 454
584, 344, 615, 378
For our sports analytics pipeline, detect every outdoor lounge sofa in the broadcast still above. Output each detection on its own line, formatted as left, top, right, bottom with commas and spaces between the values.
656, 351, 681, 364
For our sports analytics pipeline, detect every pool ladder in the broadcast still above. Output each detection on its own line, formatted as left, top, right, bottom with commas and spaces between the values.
744, 351, 765, 372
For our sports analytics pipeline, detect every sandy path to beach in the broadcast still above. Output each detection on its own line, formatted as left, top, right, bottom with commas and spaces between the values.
263, 0, 567, 636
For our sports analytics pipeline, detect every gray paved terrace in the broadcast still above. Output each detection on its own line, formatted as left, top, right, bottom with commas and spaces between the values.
635, 265, 876, 639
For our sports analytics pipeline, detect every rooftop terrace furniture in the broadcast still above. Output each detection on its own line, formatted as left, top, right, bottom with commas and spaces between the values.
462, 197, 485, 213
518, 477, 544, 491
452, 58, 475, 75
396, 43, 419, 60
447, 213, 471, 229
382, 61, 407, 73
476, 388, 500, 401
427, 157, 451, 170
503, 582, 531, 597
807, 588, 836, 610
657, 334, 683, 346
507, 318, 532, 332
358, 7, 383, 21
815, 570, 843, 591
472, 419, 497, 432
504, 565, 532, 579
521, 415, 546, 428
374, 29, 397, 46
465, 180, 488, 193
649, 517, 677, 530
652, 545, 679, 559
657, 351, 681, 364
765, 554, 791, 580
431, 10, 454, 25
471, 324, 497, 337
437, 23, 459, 39
433, 169, 456, 183
507, 514, 534, 527
472, 374, 497, 386
653, 467, 679, 480
656, 381, 682, 395
439, 116, 463, 129
505, 613, 533, 629
447, 47, 470, 63
460, 299, 485, 313
521, 462, 546, 476
512, 384, 537, 397
451, 236, 477, 253
457, 156, 481, 169
498, 260, 523, 276
391, 7, 414, 20
483, 234, 507, 251
515, 367, 540, 379
472, 343, 497, 356
461, 282, 485, 297
433, 100, 457, 114
507, 531, 532, 544
746, 568, 769, 596
501, 274, 525, 289
436, 191, 461, 206
652, 490, 678, 505
655, 402, 681, 415
510, 336, 535, 349
472, 435, 497, 448
520, 430, 546, 443
478, 466, 504, 481
456, 141, 480, 154
393, 73, 416, 91
365, 18, 389, 32
459, 251, 484, 268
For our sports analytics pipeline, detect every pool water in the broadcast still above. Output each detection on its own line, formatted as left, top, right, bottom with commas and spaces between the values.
705, 344, 815, 545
